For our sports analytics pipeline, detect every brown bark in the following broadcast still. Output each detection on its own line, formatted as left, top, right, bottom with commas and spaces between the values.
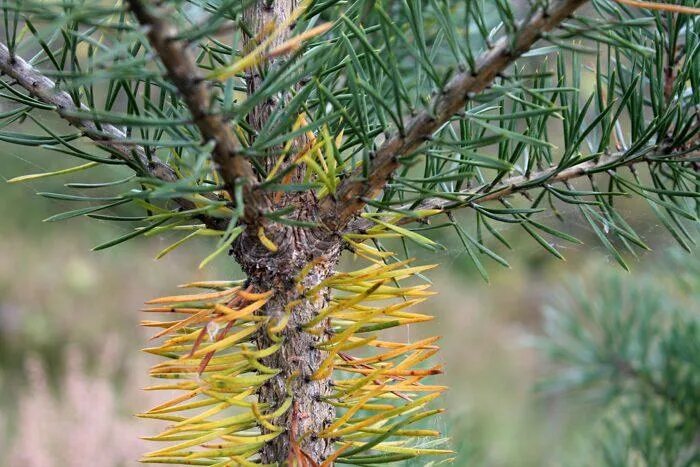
239, 2, 339, 463
233, 218, 342, 464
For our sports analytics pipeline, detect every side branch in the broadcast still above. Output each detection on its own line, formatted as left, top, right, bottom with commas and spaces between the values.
126, 0, 264, 223
418, 145, 699, 212
349, 139, 699, 235
348, 141, 698, 232
0, 42, 224, 230
0, 43, 174, 177
320, 0, 588, 231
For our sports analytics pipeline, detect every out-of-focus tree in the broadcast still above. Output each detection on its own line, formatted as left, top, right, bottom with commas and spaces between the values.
540, 246, 699, 466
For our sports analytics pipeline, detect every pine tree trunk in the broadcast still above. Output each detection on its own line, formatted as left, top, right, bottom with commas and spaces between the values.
234, 222, 342, 463
244, 0, 300, 175
239, 3, 342, 462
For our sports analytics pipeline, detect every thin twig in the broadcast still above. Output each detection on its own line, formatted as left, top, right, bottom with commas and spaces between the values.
614, 0, 700, 15
347, 143, 699, 232
420, 145, 699, 211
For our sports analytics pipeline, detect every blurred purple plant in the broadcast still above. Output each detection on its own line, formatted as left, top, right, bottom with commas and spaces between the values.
3, 336, 159, 466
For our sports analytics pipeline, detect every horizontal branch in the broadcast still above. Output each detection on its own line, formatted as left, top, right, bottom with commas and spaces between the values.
319, 0, 589, 231
420, 145, 698, 210
0, 42, 225, 230
348, 141, 699, 232
127, 0, 264, 224
0, 43, 171, 176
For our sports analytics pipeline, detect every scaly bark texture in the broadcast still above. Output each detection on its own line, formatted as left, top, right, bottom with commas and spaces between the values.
238, 1, 341, 462
234, 213, 342, 463
243, 0, 299, 174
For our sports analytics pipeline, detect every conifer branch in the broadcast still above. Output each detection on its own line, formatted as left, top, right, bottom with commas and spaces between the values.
320, 0, 589, 231
126, 0, 265, 224
0, 43, 168, 176
0, 42, 224, 230
348, 139, 698, 232
414, 142, 699, 212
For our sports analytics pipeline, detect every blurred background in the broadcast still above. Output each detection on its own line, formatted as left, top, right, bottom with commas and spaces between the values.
1, 138, 694, 466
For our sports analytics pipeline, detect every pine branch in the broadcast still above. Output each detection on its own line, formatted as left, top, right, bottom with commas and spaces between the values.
319, 0, 589, 231
0, 42, 225, 230
540, 247, 700, 463
126, 0, 265, 224
0, 43, 169, 175
348, 139, 698, 232
415, 142, 699, 212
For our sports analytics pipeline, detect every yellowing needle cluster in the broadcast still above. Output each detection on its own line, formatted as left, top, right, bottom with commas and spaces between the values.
311, 237, 451, 464
141, 216, 452, 465
139, 282, 278, 466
